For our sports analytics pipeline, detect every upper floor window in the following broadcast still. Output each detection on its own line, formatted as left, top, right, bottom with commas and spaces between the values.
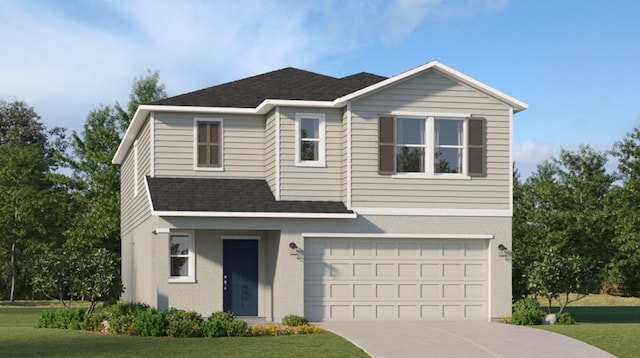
194, 118, 223, 170
295, 113, 325, 167
379, 115, 485, 177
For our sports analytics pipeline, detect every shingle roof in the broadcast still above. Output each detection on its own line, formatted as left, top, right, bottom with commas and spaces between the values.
147, 177, 353, 214
152, 67, 387, 108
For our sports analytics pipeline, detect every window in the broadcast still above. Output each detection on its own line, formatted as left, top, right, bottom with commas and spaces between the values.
194, 118, 223, 170
169, 233, 195, 283
379, 115, 485, 177
295, 113, 325, 166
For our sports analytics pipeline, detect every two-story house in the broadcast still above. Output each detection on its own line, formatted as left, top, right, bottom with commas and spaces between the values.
112, 61, 527, 322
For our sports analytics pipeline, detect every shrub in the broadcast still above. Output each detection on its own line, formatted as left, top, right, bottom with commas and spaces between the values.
226, 319, 248, 337
166, 309, 203, 338
557, 312, 575, 325
282, 314, 308, 326
510, 298, 544, 326
250, 323, 325, 336
81, 312, 108, 331
102, 301, 151, 335
202, 319, 228, 338
133, 308, 168, 336
511, 309, 543, 325
210, 311, 235, 322
37, 308, 85, 330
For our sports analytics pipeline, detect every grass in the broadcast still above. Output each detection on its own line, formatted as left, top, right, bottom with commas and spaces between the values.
531, 294, 640, 358
0, 302, 369, 358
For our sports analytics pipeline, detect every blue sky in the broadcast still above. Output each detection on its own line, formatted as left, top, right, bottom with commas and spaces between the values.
1, 0, 639, 176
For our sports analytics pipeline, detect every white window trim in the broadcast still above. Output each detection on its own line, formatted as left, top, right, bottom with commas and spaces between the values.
133, 139, 139, 197
168, 231, 196, 283
389, 113, 472, 179
295, 113, 326, 167
193, 117, 224, 171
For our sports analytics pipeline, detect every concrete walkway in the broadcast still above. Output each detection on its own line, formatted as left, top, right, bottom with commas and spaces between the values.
320, 321, 614, 358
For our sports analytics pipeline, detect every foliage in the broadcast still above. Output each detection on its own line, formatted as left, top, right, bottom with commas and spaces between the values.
166, 309, 203, 337
210, 311, 236, 322
282, 314, 308, 326
250, 323, 326, 336
37, 308, 85, 330
132, 308, 168, 336
526, 248, 598, 313
201, 319, 229, 338
32, 247, 122, 313
510, 298, 544, 326
556, 312, 575, 325
226, 319, 249, 337
81, 312, 108, 331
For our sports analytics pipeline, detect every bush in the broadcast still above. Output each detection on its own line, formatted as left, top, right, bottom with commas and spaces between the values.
557, 312, 575, 325
510, 298, 544, 326
81, 312, 108, 331
226, 319, 248, 337
133, 308, 168, 336
37, 308, 85, 330
202, 319, 228, 338
210, 311, 235, 322
250, 323, 326, 336
166, 309, 203, 338
282, 314, 308, 326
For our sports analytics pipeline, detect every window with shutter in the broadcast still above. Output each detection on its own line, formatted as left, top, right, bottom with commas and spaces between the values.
194, 118, 223, 170
377, 115, 486, 177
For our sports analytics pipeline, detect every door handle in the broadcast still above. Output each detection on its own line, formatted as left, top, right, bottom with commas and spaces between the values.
223, 274, 228, 291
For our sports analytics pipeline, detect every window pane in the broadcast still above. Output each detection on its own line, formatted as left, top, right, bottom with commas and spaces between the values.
396, 118, 424, 145
300, 118, 319, 139
436, 119, 462, 146
209, 123, 219, 144
197, 145, 208, 165
171, 257, 189, 277
396, 147, 424, 173
198, 123, 208, 143
435, 148, 462, 173
209, 144, 219, 166
170, 236, 189, 255
301, 140, 318, 161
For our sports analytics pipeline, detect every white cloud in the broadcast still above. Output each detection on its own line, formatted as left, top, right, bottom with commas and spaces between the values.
513, 139, 556, 177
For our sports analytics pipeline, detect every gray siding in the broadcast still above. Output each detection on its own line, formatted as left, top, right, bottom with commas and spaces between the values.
349, 70, 512, 209
121, 116, 152, 236
265, 109, 277, 195
154, 112, 265, 178
278, 107, 344, 201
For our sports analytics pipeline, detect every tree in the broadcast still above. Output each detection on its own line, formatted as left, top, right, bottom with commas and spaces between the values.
33, 247, 121, 313
0, 144, 52, 301
607, 128, 640, 295
526, 248, 598, 313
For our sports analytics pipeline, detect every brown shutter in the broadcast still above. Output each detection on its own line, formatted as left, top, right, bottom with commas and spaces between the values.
379, 116, 395, 174
467, 117, 485, 177
197, 122, 221, 167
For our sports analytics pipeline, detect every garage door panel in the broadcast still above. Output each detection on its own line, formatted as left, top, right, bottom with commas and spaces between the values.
305, 238, 488, 321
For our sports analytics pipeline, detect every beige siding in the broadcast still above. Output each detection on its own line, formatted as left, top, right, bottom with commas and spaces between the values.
278, 107, 344, 201
154, 112, 265, 178
265, 109, 277, 194
350, 70, 512, 209
121, 116, 152, 236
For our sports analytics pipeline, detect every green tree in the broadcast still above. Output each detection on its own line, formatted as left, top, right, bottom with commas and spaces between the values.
526, 248, 598, 313
608, 128, 640, 295
0, 144, 52, 301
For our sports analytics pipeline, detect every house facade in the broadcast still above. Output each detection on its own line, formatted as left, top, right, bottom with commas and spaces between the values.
112, 61, 527, 322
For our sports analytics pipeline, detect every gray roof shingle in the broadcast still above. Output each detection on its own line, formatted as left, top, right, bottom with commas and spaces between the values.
147, 177, 353, 214
152, 67, 387, 108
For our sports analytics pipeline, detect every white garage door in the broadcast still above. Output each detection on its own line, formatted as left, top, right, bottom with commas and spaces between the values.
304, 238, 488, 321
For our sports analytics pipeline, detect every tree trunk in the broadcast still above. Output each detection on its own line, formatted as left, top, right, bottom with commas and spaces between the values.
10, 233, 17, 302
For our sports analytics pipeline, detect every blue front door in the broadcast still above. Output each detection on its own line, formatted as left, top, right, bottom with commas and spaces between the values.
223, 239, 258, 316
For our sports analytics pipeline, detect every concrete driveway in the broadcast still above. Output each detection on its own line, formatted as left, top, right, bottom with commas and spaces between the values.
320, 321, 614, 358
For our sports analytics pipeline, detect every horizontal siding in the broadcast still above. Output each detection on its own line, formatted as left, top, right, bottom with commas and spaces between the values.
279, 107, 344, 201
154, 112, 265, 178
349, 70, 512, 210
121, 116, 152, 236
265, 110, 277, 194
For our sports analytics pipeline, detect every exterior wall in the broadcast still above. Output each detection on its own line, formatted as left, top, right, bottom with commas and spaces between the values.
278, 107, 344, 201
121, 116, 152, 236
153, 214, 511, 321
265, 109, 277, 195
154, 112, 265, 178
349, 70, 512, 210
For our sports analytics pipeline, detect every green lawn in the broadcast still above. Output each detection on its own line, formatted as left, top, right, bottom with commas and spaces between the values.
0, 305, 369, 358
533, 296, 640, 358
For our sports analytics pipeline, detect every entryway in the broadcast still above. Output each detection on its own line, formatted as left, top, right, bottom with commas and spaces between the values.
223, 239, 258, 316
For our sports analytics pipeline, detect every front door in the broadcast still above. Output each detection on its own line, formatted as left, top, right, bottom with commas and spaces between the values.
223, 239, 258, 316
